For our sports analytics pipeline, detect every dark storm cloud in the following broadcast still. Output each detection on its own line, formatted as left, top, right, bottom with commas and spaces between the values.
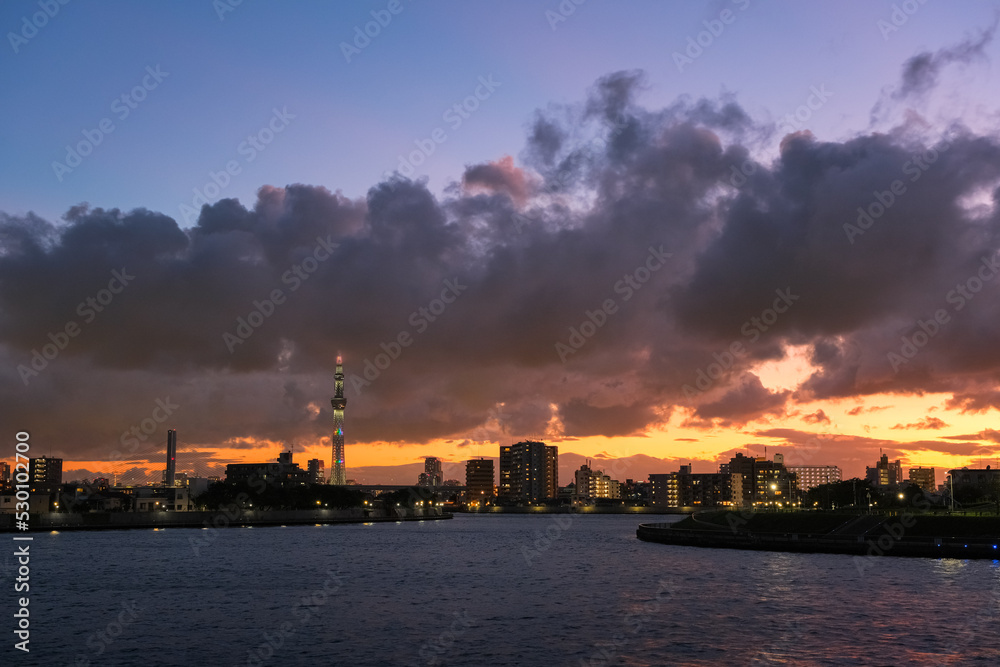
4, 54, 1000, 462
895, 19, 997, 99
559, 398, 657, 438
946, 389, 1000, 413
692, 375, 790, 425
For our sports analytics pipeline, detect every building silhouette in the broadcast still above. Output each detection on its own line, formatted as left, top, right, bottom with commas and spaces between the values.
226, 451, 309, 487
866, 453, 903, 488
29, 456, 62, 494
650, 465, 732, 507
329, 355, 347, 485
419, 457, 444, 487
646, 453, 800, 508
908, 466, 936, 491
947, 466, 999, 490
165, 429, 177, 487
307, 459, 325, 484
499, 440, 557, 502
465, 458, 495, 502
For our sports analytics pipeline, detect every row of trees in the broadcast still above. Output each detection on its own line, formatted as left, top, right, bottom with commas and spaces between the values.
194, 481, 367, 511
802, 477, 1000, 511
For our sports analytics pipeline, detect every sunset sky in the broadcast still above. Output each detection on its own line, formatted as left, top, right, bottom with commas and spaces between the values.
2, 1, 1000, 485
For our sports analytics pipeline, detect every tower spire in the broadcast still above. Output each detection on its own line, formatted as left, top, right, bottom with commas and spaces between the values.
329, 355, 347, 485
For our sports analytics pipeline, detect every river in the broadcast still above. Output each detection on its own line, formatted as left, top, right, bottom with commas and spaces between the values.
5, 513, 998, 666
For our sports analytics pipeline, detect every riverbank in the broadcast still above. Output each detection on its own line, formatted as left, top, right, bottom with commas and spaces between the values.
460, 506, 689, 514
637, 511, 1000, 559
0, 507, 452, 532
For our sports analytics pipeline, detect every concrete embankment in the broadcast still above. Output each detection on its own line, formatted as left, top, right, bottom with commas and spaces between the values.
0, 508, 451, 532
637, 512, 1000, 560
462, 506, 690, 514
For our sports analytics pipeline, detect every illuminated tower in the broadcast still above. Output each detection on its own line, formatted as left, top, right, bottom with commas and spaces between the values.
329, 355, 347, 485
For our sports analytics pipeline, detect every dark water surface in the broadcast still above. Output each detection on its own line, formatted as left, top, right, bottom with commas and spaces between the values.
5, 513, 999, 666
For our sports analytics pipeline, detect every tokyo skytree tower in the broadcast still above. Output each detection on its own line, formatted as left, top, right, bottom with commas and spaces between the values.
329, 355, 347, 485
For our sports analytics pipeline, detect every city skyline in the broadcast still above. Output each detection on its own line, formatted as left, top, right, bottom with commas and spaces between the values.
3, 2, 1000, 486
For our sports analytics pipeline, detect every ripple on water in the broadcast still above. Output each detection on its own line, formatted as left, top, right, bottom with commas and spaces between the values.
14, 515, 1000, 666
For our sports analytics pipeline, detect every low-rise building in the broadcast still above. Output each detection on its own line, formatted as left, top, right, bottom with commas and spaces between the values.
574, 462, 621, 501
225, 451, 309, 488
0, 492, 50, 514
128, 486, 191, 512
649, 466, 734, 508
947, 467, 999, 489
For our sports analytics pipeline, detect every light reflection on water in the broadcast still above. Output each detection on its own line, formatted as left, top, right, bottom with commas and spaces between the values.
9, 514, 1000, 666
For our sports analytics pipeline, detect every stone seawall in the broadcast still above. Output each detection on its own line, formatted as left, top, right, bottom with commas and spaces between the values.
636, 522, 1000, 560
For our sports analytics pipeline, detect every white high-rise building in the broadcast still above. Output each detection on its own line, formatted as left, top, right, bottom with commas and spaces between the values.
786, 465, 841, 491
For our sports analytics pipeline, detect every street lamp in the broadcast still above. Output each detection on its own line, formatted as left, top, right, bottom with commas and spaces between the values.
770, 483, 776, 510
